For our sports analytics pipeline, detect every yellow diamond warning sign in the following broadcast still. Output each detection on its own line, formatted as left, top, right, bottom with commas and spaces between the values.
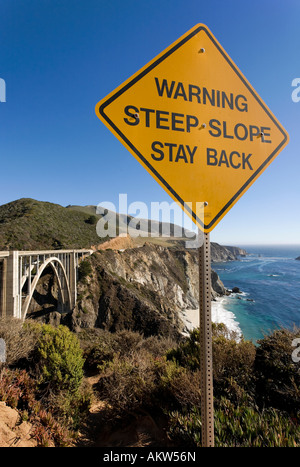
95, 24, 289, 233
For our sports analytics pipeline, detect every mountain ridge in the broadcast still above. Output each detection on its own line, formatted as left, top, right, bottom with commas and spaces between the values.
0, 199, 247, 259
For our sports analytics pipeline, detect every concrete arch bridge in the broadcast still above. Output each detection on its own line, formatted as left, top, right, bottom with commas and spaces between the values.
0, 249, 93, 321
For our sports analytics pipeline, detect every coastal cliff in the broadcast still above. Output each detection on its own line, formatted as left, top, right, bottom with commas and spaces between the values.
69, 243, 228, 338
211, 243, 247, 262
26, 241, 247, 338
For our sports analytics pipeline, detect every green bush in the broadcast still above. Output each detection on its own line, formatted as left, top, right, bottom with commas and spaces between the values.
255, 327, 300, 413
166, 327, 201, 371
78, 260, 92, 282
85, 215, 98, 225
213, 334, 256, 405
153, 357, 201, 409
37, 324, 84, 394
166, 324, 256, 405
46, 381, 93, 429
83, 335, 116, 372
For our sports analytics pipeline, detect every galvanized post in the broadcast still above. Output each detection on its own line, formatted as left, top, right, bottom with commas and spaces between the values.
199, 230, 214, 447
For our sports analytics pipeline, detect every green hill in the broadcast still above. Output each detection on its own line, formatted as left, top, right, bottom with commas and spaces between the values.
0, 199, 248, 255
0, 198, 190, 251
0, 198, 106, 250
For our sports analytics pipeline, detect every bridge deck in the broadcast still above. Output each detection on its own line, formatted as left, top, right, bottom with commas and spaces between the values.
7, 249, 93, 256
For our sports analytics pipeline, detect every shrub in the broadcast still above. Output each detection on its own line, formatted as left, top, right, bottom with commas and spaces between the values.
85, 215, 97, 225
45, 381, 93, 429
83, 343, 115, 373
166, 327, 201, 371
79, 328, 177, 373
139, 335, 176, 359
112, 329, 145, 356
97, 350, 156, 415
255, 327, 300, 413
78, 259, 92, 282
0, 367, 37, 411
79, 329, 122, 372
166, 324, 256, 405
213, 335, 256, 405
0, 317, 40, 367
153, 357, 201, 409
36, 324, 84, 394
96, 347, 201, 418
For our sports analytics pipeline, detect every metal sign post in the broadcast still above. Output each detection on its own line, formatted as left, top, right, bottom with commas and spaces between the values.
199, 230, 214, 447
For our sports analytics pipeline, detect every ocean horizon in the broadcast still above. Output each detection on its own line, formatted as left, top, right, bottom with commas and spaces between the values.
212, 244, 300, 343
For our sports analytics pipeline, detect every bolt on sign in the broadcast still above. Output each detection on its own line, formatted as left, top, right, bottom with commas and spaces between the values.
95, 24, 289, 232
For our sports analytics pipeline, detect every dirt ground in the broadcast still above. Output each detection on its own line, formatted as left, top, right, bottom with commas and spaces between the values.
0, 402, 37, 447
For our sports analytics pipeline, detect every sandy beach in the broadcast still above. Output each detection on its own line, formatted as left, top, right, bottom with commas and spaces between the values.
181, 297, 242, 338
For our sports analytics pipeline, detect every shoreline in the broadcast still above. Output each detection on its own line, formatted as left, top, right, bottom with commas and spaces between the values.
181, 295, 243, 338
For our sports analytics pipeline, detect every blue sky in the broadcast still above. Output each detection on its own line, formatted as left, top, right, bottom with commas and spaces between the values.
0, 0, 299, 245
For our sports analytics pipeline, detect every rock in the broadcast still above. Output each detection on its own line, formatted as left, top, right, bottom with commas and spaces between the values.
0, 401, 19, 429
211, 269, 226, 298
296, 256, 300, 260
0, 420, 15, 447
223, 246, 247, 257
0, 402, 37, 447
14, 421, 37, 447
232, 287, 242, 293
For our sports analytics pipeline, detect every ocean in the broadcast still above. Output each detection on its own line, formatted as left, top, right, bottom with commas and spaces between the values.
212, 245, 300, 343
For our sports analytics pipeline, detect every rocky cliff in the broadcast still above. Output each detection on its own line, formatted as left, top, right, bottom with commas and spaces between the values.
210, 243, 247, 262
67, 243, 227, 339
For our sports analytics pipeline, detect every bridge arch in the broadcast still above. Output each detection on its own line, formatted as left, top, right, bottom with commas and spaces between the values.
22, 256, 72, 320
0, 249, 93, 320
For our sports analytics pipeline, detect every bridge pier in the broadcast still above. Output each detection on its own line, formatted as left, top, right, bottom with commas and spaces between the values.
0, 257, 7, 318
6, 251, 21, 319
69, 251, 77, 309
